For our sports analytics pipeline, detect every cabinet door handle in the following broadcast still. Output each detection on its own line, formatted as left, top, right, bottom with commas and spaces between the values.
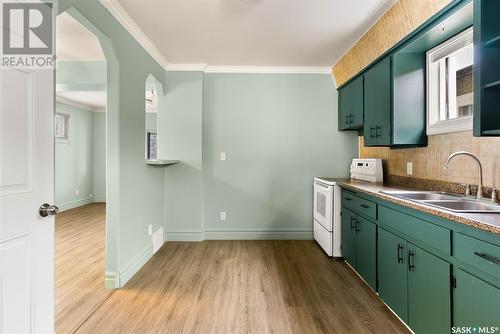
408, 251, 415, 271
350, 217, 356, 230
355, 219, 361, 232
474, 252, 500, 265
375, 125, 381, 137
397, 244, 403, 263
369, 126, 375, 138
344, 197, 352, 201
360, 204, 370, 209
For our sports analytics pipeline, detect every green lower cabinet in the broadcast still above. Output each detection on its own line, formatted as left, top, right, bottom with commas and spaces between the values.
355, 216, 376, 290
341, 208, 357, 267
454, 269, 500, 329
341, 207, 376, 289
378, 228, 408, 322
407, 243, 451, 334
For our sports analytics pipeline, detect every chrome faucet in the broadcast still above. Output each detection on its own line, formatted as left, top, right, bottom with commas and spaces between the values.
444, 151, 483, 199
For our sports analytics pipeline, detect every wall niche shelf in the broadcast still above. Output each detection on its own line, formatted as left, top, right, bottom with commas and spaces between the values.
145, 159, 180, 166
484, 35, 500, 48
483, 80, 500, 89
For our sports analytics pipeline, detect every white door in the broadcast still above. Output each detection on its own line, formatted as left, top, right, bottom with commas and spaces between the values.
0, 67, 55, 333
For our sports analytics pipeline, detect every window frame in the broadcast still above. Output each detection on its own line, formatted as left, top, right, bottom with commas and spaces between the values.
55, 112, 70, 141
426, 27, 474, 135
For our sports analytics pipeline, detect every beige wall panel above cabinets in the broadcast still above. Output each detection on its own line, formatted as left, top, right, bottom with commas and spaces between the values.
332, 0, 452, 87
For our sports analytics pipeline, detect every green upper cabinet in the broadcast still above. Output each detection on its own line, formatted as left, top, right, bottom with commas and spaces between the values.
338, 76, 363, 130
336, 0, 478, 143
473, 0, 500, 136
363, 58, 391, 146
363, 55, 426, 147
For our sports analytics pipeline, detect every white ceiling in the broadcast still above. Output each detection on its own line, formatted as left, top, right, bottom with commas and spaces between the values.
116, 0, 395, 67
57, 12, 105, 60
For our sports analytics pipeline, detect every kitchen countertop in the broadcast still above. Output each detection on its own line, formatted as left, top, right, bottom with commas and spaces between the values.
336, 179, 500, 235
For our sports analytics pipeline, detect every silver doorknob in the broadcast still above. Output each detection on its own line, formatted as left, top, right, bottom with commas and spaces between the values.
39, 203, 59, 217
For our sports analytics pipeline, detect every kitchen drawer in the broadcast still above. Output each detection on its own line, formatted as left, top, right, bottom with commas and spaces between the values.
341, 191, 377, 221
379, 206, 451, 255
454, 233, 500, 279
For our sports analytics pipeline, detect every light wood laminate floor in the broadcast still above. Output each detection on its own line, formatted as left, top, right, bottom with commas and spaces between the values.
55, 203, 113, 334
75, 239, 409, 334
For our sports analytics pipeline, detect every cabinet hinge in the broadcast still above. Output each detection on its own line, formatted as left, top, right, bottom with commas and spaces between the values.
450, 275, 457, 289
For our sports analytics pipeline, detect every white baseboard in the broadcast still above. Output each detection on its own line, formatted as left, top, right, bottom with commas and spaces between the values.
119, 244, 153, 287
166, 230, 203, 242
104, 271, 118, 289
93, 196, 106, 203
57, 196, 94, 212
203, 229, 313, 240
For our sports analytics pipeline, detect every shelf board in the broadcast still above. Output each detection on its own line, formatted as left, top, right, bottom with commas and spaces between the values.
145, 159, 180, 166
484, 35, 500, 48
483, 80, 500, 89
482, 129, 500, 136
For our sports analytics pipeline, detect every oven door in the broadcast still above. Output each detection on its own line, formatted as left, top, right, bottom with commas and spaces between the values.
313, 181, 333, 231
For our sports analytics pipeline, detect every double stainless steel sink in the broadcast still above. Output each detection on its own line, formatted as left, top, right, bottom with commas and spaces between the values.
380, 191, 500, 213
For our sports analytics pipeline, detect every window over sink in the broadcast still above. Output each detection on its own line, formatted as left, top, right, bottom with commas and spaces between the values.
426, 27, 473, 135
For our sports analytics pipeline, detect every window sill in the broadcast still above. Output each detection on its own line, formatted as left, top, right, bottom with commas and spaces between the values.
427, 116, 472, 135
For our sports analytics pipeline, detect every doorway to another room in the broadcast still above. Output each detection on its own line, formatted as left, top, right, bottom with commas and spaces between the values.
54, 12, 111, 334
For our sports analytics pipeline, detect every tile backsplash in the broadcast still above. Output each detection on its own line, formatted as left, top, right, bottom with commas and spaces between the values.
359, 131, 500, 188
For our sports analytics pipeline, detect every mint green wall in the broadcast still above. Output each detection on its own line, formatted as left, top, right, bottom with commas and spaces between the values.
202, 74, 357, 239
93, 112, 106, 202
55, 102, 95, 210
55, 103, 106, 209
59, 1, 167, 287
145, 113, 157, 132
56, 60, 106, 91
160, 73, 358, 240
160, 71, 204, 241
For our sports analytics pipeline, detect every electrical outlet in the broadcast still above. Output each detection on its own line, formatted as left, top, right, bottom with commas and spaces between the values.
75, 189, 80, 196
220, 152, 226, 161
407, 162, 413, 176
148, 224, 153, 236
219, 211, 226, 221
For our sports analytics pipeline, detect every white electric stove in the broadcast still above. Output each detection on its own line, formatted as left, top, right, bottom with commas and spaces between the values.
313, 159, 383, 257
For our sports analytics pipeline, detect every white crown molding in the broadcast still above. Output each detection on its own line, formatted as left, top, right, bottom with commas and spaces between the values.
203, 66, 333, 74
99, 0, 170, 70
56, 95, 103, 112
165, 65, 333, 74
167, 63, 208, 72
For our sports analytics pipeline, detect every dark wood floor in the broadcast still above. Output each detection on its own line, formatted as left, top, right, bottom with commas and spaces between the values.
75, 239, 409, 334
55, 203, 112, 334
